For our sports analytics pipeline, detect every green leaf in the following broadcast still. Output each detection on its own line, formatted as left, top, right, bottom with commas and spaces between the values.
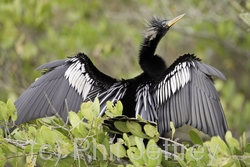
80, 102, 95, 120
170, 122, 175, 139
53, 129, 72, 144
104, 110, 116, 118
95, 143, 108, 160
176, 155, 188, 167
245, 143, 250, 153
41, 116, 57, 124
8, 145, 18, 154
0, 129, 3, 138
12, 128, 27, 140
144, 124, 159, 140
102, 137, 111, 155
135, 136, 145, 153
126, 121, 148, 138
38, 126, 55, 146
99, 161, 108, 167
92, 97, 100, 116
57, 156, 83, 167
24, 143, 44, 153
128, 135, 136, 146
0, 101, 7, 121
114, 121, 130, 133
242, 152, 250, 166
146, 139, 162, 166
205, 136, 232, 166
59, 142, 74, 156
240, 132, 247, 149
106, 101, 114, 112
186, 145, 208, 166
97, 132, 106, 143
106, 101, 123, 116
127, 147, 145, 166
68, 111, 80, 128
28, 126, 37, 139
110, 142, 126, 158
136, 115, 144, 121
0, 152, 6, 167
114, 101, 123, 115
6, 99, 17, 121
189, 129, 203, 145
125, 165, 135, 167
225, 131, 241, 154
123, 133, 131, 148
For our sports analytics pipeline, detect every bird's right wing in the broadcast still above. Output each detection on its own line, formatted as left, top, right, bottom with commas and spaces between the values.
136, 54, 228, 138
15, 53, 128, 124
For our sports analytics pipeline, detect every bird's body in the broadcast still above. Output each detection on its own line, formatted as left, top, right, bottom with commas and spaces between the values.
14, 14, 228, 138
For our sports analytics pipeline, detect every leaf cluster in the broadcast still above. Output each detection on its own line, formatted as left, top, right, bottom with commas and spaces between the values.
0, 99, 250, 167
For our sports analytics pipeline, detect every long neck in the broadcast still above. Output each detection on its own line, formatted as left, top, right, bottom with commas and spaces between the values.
139, 35, 167, 77
139, 36, 160, 66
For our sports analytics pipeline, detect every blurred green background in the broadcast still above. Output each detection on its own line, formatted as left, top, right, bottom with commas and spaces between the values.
0, 0, 249, 140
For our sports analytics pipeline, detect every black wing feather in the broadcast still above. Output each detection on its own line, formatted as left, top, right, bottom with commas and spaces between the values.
15, 53, 128, 125
135, 54, 228, 138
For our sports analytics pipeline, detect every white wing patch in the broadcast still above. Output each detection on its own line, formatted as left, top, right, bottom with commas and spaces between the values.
64, 59, 93, 100
135, 84, 157, 122
156, 61, 193, 105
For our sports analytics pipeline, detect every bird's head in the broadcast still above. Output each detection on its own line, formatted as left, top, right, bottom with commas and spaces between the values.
144, 14, 185, 41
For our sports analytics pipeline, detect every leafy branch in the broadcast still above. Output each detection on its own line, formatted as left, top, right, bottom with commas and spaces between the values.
0, 99, 250, 167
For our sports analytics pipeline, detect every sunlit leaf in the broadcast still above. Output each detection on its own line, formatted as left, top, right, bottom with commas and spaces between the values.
68, 111, 80, 128
80, 103, 95, 121
114, 101, 123, 115
135, 136, 145, 153
225, 131, 241, 154
123, 133, 130, 148
146, 139, 162, 166
110, 142, 126, 158
144, 124, 159, 140
170, 122, 175, 139
39, 126, 55, 146
6, 99, 17, 121
126, 121, 148, 138
92, 97, 100, 116
127, 147, 144, 166
0, 102, 7, 121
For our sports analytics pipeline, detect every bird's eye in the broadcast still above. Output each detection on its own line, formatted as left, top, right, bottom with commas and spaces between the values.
162, 21, 168, 27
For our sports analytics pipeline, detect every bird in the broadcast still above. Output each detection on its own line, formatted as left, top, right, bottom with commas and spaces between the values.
14, 14, 228, 139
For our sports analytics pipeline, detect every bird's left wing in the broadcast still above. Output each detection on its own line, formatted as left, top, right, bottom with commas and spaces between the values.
15, 53, 128, 124
135, 54, 228, 138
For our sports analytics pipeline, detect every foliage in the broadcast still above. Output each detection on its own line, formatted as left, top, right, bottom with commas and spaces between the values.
1, 99, 250, 167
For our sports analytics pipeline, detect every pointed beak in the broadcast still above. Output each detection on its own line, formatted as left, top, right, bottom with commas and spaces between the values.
167, 14, 185, 27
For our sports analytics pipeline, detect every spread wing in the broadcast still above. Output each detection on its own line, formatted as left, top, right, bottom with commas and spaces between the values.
15, 53, 128, 124
135, 54, 228, 138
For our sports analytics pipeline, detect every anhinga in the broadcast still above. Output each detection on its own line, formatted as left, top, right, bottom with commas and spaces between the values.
15, 14, 228, 138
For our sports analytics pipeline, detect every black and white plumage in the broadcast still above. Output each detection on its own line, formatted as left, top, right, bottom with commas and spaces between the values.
135, 54, 227, 137
15, 53, 125, 124
14, 14, 228, 138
